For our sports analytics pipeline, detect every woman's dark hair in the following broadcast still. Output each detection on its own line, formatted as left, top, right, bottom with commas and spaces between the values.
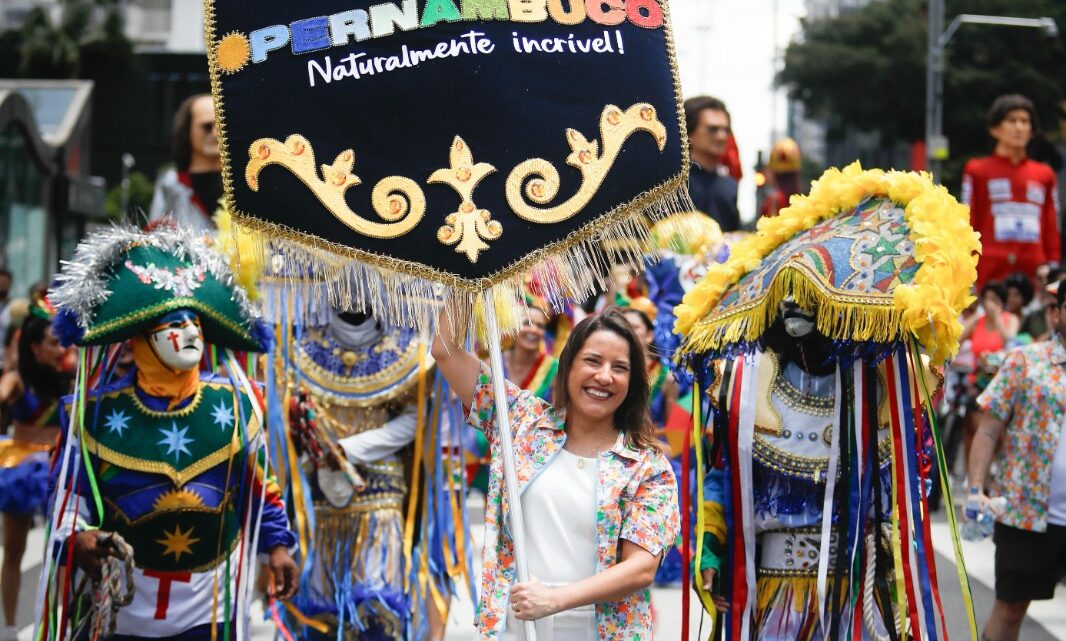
552, 309, 656, 451
981, 281, 1007, 306
1004, 273, 1034, 307
17, 315, 67, 401
4, 324, 18, 351
172, 93, 210, 172
1056, 277, 1066, 308
619, 306, 654, 333
986, 94, 1039, 131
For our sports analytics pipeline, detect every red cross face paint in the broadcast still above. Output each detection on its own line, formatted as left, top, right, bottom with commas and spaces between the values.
148, 310, 205, 371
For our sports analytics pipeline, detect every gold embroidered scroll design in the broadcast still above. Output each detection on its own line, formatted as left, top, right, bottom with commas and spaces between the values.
505, 103, 668, 224
244, 134, 425, 239
428, 136, 501, 263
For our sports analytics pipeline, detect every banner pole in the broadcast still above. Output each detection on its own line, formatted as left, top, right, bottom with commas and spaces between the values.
482, 292, 539, 641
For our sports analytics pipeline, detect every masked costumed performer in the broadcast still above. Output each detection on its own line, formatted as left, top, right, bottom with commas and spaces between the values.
0, 303, 69, 641
39, 224, 297, 641
675, 165, 981, 641
433, 307, 680, 641
282, 307, 461, 640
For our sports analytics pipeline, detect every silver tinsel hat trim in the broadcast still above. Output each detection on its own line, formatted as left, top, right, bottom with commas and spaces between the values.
49, 221, 261, 334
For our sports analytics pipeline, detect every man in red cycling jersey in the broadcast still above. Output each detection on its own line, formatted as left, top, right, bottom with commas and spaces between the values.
963, 94, 1060, 288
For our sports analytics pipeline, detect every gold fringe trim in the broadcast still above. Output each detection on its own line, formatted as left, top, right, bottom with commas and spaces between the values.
203, 0, 694, 337
675, 163, 981, 364
682, 267, 907, 356
228, 184, 696, 335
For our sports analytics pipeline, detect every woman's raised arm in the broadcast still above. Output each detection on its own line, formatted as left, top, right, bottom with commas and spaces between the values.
431, 309, 483, 407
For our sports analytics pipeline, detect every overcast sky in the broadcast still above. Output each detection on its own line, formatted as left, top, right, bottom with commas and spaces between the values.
670, 0, 808, 222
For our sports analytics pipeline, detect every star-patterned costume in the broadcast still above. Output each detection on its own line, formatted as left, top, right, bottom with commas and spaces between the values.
39, 223, 296, 641
52, 371, 294, 636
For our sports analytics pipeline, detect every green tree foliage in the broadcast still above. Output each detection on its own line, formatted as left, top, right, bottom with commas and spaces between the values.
780, 0, 1066, 184
10, 0, 132, 79
104, 171, 154, 220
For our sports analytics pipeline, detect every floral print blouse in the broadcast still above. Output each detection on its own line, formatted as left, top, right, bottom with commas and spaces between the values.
977, 337, 1066, 532
467, 365, 680, 641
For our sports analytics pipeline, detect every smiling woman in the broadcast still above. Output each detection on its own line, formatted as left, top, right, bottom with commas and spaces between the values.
432, 308, 680, 641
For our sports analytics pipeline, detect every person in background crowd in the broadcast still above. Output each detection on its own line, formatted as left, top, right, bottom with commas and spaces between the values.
505, 301, 559, 402
149, 94, 223, 233
962, 281, 1020, 361
1025, 268, 1066, 341
1033, 265, 1059, 310
0, 270, 10, 309
961, 281, 1020, 470
0, 300, 28, 438
684, 96, 741, 232
968, 281, 1066, 641
0, 308, 69, 641
618, 301, 677, 434
1043, 273, 1066, 326
618, 301, 685, 589
1003, 273, 1041, 341
26, 283, 46, 307
963, 94, 1060, 289
759, 138, 803, 218
0, 270, 11, 366
1004, 273, 1033, 318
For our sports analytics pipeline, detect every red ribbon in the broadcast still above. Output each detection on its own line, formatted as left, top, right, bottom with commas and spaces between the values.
885, 354, 922, 637
727, 360, 747, 641
681, 409, 692, 641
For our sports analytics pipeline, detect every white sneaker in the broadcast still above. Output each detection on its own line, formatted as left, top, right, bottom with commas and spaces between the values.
1, 625, 18, 641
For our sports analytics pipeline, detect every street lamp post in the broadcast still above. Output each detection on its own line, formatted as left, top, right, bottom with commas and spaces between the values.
120, 153, 135, 221
925, 5, 1057, 182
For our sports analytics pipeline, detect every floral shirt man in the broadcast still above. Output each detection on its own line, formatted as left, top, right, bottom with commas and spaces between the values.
467, 366, 679, 641
977, 337, 1066, 531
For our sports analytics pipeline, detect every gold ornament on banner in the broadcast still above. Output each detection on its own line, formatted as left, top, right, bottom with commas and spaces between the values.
505, 103, 668, 224
429, 136, 502, 263
244, 134, 425, 239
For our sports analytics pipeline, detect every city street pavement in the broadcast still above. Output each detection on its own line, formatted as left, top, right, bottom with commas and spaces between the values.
440, 504, 1066, 640
5, 500, 1065, 640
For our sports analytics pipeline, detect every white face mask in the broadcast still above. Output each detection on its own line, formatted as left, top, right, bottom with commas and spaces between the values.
779, 296, 816, 338
148, 310, 205, 371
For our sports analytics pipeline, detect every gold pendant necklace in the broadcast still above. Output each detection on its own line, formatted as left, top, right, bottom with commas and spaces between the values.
569, 432, 616, 469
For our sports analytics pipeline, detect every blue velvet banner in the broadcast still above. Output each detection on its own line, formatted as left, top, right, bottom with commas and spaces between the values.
207, 0, 686, 286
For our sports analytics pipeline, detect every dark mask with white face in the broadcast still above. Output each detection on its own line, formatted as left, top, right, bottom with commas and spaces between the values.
762, 294, 835, 376
779, 295, 815, 338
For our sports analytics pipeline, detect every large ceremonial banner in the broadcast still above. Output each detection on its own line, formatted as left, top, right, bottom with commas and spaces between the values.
206, 0, 687, 300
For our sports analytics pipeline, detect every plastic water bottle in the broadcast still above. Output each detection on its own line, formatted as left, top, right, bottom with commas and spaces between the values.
983, 497, 1008, 536
961, 488, 1006, 541
962, 488, 983, 541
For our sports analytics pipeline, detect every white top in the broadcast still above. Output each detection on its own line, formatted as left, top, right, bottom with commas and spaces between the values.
503, 449, 598, 641
1047, 416, 1066, 526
